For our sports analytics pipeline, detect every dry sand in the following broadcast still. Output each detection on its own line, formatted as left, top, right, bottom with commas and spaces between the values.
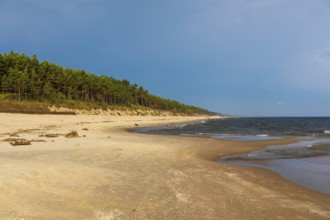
0, 113, 329, 219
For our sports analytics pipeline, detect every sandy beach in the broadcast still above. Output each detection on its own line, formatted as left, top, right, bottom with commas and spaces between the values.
0, 113, 329, 219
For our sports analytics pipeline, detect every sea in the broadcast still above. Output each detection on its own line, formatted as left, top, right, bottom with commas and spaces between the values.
136, 117, 330, 195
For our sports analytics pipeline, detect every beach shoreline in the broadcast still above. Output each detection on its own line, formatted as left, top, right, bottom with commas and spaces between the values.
0, 113, 329, 219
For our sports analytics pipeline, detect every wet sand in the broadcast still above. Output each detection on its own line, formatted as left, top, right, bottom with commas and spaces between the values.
221, 139, 330, 195
0, 113, 329, 219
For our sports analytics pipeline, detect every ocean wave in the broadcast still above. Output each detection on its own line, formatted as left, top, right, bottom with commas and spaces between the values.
175, 124, 188, 128
138, 118, 330, 138
211, 134, 281, 141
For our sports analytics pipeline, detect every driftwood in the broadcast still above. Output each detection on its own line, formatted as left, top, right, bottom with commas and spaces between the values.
44, 133, 61, 138
9, 139, 31, 146
39, 133, 63, 138
65, 131, 79, 138
39, 131, 80, 138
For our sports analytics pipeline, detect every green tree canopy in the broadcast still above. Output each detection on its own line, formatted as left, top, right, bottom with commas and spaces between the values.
0, 51, 212, 115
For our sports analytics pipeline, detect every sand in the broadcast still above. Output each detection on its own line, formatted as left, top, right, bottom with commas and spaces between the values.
0, 113, 329, 219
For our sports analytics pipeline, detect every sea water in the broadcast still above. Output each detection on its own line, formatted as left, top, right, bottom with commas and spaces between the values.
221, 140, 330, 195
137, 117, 330, 195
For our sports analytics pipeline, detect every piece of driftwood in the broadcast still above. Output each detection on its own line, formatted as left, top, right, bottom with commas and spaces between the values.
45, 133, 61, 138
10, 139, 31, 146
65, 131, 79, 138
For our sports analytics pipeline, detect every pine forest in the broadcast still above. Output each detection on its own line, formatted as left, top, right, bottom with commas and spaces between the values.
0, 52, 211, 115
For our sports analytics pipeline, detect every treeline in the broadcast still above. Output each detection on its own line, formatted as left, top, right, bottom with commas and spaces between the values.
0, 51, 212, 115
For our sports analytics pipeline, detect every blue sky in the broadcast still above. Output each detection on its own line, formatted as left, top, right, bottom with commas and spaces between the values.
1, 0, 330, 116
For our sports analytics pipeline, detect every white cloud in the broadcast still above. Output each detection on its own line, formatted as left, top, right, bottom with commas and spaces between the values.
304, 47, 330, 64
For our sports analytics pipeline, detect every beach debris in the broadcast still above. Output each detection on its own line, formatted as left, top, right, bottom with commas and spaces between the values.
9, 139, 31, 146
135, 124, 139, 126
82, 128, 89, 131
40, 133, 61, 138
39, 131, 80, 138
65, 130, 79, 138
83, 135, 86, 137
107, 136, 110, 138
45, 133, 60, 138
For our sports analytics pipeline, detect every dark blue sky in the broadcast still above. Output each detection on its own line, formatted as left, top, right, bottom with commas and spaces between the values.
1, 0, 330, 116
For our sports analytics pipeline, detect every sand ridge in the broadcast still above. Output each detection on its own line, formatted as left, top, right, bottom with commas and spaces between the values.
0, 113, 329, 219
